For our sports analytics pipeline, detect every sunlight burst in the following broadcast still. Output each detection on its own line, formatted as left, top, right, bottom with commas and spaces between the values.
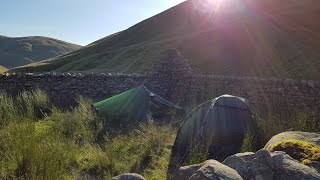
192, 0, 222, 14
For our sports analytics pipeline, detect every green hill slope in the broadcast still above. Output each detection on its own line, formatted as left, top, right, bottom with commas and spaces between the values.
0, 36, 81, 68
0, 65, 7, 73
11, 0, 320, 79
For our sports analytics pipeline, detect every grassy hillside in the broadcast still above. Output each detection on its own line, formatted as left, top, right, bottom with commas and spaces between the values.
0, 35, 81, 68
11, 0, 320, 79
0, 65, 7, 73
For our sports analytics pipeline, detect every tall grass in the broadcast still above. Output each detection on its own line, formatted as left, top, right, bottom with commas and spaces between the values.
253, 106, 319, 144
0, 89, 49, 127
0, 92, 17, 127
0, 90, 176, 179
0, 90, 318, 179
239, 106, 319, 153
93, 122, 175, 179
0, 123, 76, 179
48, 97, 101, 146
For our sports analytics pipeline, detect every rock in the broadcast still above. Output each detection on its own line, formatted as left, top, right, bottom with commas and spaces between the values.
271, 151, 320, 180
265, 131, 320, 150
176, 160, 243, 180
223, 149, 274, 180
309, 161, 320, 173
175, 162, 205, 180
307, 81, 316, 88
111, 173, 145, 180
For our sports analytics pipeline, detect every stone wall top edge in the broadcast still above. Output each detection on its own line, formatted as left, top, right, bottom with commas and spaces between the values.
195, 73, 320, 86
0, 72, 147, 78
1, 72, 319, 88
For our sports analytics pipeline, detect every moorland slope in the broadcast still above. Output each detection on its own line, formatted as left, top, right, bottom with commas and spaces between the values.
11, 0, 320, 79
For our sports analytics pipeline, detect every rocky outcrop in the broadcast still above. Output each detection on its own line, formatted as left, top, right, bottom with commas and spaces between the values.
177, 149, 320, 180
271, 151, 320, 180
223, 149, 274, 180
111, 173, 145, 180
175, 160, 243, 180
223, 149, 320, 180
265, 131, 320, 149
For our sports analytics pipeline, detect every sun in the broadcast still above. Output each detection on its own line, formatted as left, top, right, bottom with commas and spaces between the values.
191, 0, 223, 14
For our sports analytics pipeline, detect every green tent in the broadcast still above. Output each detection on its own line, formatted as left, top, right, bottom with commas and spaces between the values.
171, 94, 261, 165
93, 85, 182, 125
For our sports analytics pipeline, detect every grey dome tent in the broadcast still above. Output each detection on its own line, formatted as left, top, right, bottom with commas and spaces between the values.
93, 85, 183, 129
171, 95, 261, 166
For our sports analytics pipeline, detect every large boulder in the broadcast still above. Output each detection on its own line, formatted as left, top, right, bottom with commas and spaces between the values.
271, 151, 320, 180
265, 131, 320, 149
175, 160, 243, 180
223, 149, 320, 180
223, 149, 274, 180
111, 173, 145, 180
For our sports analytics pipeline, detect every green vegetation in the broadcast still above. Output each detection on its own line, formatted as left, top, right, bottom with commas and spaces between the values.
268, 139, 320, 165
0, 90, 319, 179
240, 131, 256, 153
0, 65, 7, 73
0, 90, 175, 179
185, 145, 209, 165
254, 106, 319, 144
10, 0, 320, 79
0, 35, 81, 68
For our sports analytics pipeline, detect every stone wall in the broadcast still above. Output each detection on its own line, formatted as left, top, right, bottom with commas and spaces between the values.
1, 49, 320, 110
0, 73, 147, 107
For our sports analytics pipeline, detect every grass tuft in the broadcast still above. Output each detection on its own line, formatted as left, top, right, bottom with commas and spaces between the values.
240, 131, 256, 153
253, 106, 319, 145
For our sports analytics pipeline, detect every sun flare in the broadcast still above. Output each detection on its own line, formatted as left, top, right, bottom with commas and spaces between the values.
191, 0, 223, 14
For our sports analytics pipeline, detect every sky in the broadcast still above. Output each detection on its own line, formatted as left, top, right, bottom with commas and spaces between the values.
0, 0, 185, 46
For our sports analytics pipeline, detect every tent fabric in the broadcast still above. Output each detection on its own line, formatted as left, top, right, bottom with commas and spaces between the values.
93, 85, 182, 123
171, 94, 260, 164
